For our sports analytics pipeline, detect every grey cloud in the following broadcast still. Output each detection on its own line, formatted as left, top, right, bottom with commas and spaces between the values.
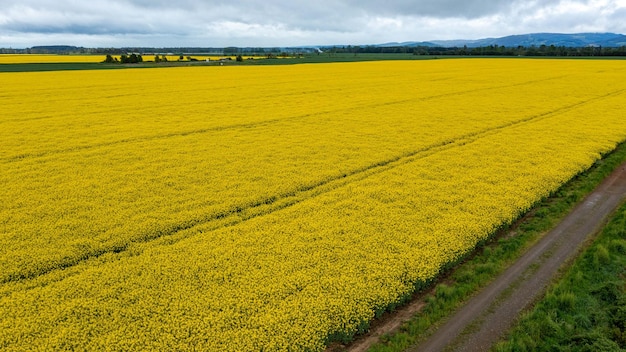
607, 7, 626, 31
0, 0, 624, 47
341, 0, 512, 18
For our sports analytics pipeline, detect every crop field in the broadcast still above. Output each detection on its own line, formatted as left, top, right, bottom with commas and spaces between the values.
0, 54, 107, 64
1, 59, 626, 350
0, 54, 259, 64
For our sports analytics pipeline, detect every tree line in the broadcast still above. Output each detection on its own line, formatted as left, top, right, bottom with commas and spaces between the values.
103, 54, 144, 64
324, 44, 626, 57
6, 44, 625, 57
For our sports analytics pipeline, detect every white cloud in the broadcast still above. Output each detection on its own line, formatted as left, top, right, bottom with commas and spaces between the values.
0, 0, 624, 47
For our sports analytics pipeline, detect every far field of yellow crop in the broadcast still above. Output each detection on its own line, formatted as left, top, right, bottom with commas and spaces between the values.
0, 54, 106, 63
0, 54, 261, 64
1, 59, 625, 350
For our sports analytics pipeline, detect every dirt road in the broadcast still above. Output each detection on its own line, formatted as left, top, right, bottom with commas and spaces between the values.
408, 161, 626, 351
341, 161, 626, 352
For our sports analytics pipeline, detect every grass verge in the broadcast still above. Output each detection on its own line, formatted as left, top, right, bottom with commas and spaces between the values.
363, 140, 626, 352
493, 201, 626, 351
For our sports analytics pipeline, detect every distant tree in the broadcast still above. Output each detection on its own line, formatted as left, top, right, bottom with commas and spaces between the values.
236, 54, 243, 62
103, 54, 115, 63
154, 55, 161, 63
118, 53, 143, 64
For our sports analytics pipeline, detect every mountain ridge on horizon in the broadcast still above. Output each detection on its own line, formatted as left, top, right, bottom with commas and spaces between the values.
374, 32, 626, 48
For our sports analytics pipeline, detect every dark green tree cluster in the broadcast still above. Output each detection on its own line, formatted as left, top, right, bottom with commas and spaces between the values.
119, 54, 143, 63
104, 54, 143, 63
103, 54, 117, 63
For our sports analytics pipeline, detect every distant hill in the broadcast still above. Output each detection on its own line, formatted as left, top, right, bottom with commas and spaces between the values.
425, 32, 626, 48
371, 33, 626, 48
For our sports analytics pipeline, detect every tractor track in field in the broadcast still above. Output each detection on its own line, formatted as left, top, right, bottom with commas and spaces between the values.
1, 74, 574, 163
2, 88, 623, 287
341, 159, 626, 352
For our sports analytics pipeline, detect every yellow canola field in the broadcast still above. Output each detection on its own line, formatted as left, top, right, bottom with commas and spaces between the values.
0, 54, 260, 64
1, 59, 626, 350
0, 54, 106, 63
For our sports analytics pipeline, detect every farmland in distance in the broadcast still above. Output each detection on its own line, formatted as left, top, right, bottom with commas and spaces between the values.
1, 59, 626, 350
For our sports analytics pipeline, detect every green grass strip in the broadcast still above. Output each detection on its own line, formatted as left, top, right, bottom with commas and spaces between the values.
3, 55, 623, 73
494, 196, 626, 351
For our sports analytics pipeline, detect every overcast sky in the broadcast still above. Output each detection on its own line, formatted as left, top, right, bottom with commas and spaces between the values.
1, 0, 625, 48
